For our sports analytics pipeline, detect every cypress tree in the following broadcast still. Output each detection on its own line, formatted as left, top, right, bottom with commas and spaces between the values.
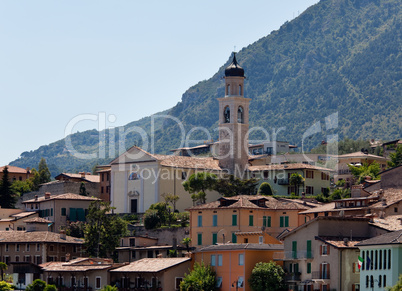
0, 166, 15, 208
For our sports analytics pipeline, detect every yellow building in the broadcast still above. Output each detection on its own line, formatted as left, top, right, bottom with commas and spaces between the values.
195, 243, 283, 291
188, 195, 318, 248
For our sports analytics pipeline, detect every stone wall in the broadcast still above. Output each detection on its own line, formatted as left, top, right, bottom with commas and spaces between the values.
130, 225, 189, 247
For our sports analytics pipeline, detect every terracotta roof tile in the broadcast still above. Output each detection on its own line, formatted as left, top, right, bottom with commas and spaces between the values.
24, 217, 52, 224
369, 188, 402, 209
110, 258, 191, 273
356, 229, 402, 246
369, 215, 402, 231
0, 165, 29, 174
337, 152, 386, 160
159, 156, 222, 171
56, 173, 100, 183
0, 231, 84, 244
316, 236, 367, 248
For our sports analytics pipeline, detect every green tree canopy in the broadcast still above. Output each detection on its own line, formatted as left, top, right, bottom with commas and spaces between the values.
348, 162, 381, 184
180, 262, 216, 291
183, 172, 217, 204
249, 261, 286, 291
289, 173, 305, 196
84, 201, 127, 260
388, 144, 402, 168
38, 158, 51, 184
0, 262, 7, 281
26, 279, 47, 291
0, 281, 14, 291
214, 174, 258, 197
0, 167, 15, 208
387, 274, 402, 291
258, 182, 274, 196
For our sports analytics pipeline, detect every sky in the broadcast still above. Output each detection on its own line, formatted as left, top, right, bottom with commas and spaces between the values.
0, 0, 319, 166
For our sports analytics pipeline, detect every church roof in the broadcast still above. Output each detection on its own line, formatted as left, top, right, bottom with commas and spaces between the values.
225, 53, 244, 77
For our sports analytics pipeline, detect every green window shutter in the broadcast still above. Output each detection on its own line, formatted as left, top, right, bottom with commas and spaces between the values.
198, 215, 202, 227
212, 215, 217, 226
263, 216, 267, 227
285, 216, 289, 227
197, 233, 202, 246
280, 216, 284, 227
212, 233, 217, 245
294, 263, 299, 273
267, 216, 271, 227
61, 208, 66, 216
307, 262, 311, 274
307, 240, 312, 258
69, 208, 77, 222
77, 208, 85, 222
249, 215, 254, 226
232, 215, 237, 226
292, 241, 297, 259
232, 233, 237, 243
51, 208, 53, 216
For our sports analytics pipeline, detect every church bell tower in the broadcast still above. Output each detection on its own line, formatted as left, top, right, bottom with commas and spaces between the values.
218, 53, 250, 176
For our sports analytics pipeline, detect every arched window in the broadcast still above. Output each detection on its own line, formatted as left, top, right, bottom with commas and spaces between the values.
237, 106, 244, 123
239, 85, 242, 96
224, 106, 230, 123
227, 84, 230, 96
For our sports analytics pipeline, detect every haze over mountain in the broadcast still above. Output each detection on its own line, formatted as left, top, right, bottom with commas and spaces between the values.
10, 0, 402, 176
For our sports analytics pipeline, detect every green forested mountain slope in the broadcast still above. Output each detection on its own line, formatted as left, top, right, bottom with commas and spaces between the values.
10, 0, 402, 176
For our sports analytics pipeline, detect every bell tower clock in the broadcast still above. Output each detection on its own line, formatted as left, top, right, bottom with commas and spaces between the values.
218, 53, 250, 176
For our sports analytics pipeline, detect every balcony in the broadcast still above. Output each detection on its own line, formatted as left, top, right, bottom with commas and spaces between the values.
312, 271, 330, 280
277, 178, 289, 185
277, 250, 314, 260
284, 273, 301, 282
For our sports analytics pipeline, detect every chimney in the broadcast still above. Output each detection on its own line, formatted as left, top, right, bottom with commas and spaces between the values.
60, 230, 66, 240
79, 172, 85, 178
351, 185, 363, 198
26, 167, 30, 173
45, 192, 51, 199
86, 172, 91, 176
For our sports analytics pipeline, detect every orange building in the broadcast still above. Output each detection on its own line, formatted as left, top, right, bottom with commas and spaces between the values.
194, 243, 283, 291
0, 165, 31, 182
188, 195, 318, 248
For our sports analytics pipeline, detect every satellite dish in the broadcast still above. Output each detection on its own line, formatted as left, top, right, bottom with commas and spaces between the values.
217, 229, 228, 244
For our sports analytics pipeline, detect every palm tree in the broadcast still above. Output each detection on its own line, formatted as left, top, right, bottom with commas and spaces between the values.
182, 237, 191, 253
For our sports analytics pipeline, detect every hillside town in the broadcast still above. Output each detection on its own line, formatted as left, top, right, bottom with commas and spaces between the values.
0, 53, 401, 291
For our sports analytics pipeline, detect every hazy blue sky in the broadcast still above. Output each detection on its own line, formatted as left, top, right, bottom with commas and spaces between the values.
0, 0, 319, 166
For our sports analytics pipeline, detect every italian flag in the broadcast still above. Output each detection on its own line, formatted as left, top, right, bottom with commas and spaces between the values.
358, 256, 364, 270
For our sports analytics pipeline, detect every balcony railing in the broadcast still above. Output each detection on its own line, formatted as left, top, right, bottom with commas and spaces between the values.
277, 178, 289, 185
277, 250, 314, 260
312, 271, 330, 280
284, 273, 301, 282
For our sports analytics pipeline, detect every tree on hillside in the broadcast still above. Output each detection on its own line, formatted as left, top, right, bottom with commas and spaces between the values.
258, 182, 274, 196
84, 201, 127, 260
10, 180, 33, 197
348, 162, 381, 184
388, 144, 402, 168
249, 261, 286, 291
38, 158, 51, 184
213, 174, 259, 197
289, 173, 304, 196
182, 172, 217, 204
0, 167, 15, 208
180, 262, 216, 291
30, 168, 41, 191
162, 192, 180, 212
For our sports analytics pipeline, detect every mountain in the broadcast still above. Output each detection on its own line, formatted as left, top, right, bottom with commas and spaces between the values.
10, 0, 402, 177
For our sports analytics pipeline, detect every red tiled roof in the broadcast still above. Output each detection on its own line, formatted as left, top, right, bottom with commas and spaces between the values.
337, 152, 386, 160
56, 173, 100, 183
110, 258, 191, 273
24, 217, 52, 224
0, 231, 84, 244
0, 165, 29, 174
159, 156, 222, 171
316, 236, 366, 248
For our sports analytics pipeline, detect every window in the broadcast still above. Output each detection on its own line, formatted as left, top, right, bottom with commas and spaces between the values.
212, 215, 217, 227
375, 250, 378, 270
378, 275, 382, 288
197, 215, 202, 227
232, 233, 237, 243
322, 263, 329, 279
307, 240, 312, 258
306, 170, 314, 179
212, 233, 217, 245
383, 249, 386, 269
321, 172, 329, 180
226, 84, 230, 95
181, 172, 187, 180
197, 233, 202, 246
211, 255, 216, 266
5, 244, 8, 252
239, 254, 244, 265
224, 106, 230, 123
321, 245, 328, 255
16, 244, 20, 252
237, 277, 244, 288
307, 262, 311, 274
26, 244, 30, 251
25, 255, 31, 263
366, 276, 369, 288
216, 277, 222, 288
280, 216, 289, 227
95, 277, 101, 289
61, 208, 66, 216
263, 171, 268, 179
239, 85, 242, 96
218, 255, 222, 266
306, 186, 314, 195
101, 187, 104, 193
388, 249, 391, 269
232, 214, 237, 226
15, 256, 20, 262
4, 256, 9, 265
36, 244, 40, 252
175, 277, 183, 290
262, 216, 271, 227
370, 275, 374, 288
49, 245, 54, 252
249, 215, 254, 226
259, 236, 263, 244
237, 106, 244, 123
383, 275, 386, 287
292, 241, 297, 259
